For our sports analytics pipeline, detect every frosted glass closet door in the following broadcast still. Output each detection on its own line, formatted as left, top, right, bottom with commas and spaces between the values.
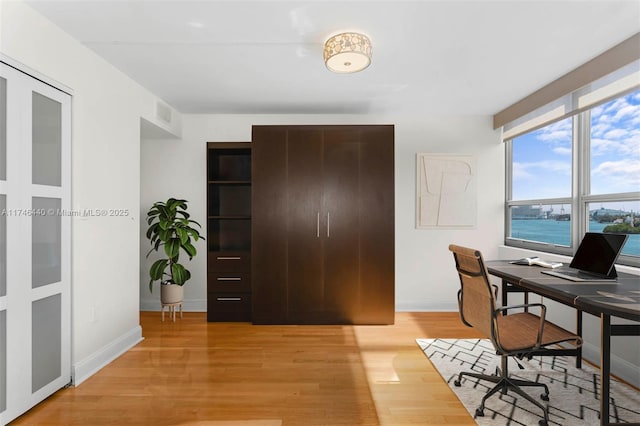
0, 74, 7, 419
0, 62, 71, 426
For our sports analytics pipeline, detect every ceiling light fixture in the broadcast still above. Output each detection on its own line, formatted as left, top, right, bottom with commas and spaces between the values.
323, 32, 372, 73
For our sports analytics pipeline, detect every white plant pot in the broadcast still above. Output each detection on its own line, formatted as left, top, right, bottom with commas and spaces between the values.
160, 283, 184, 304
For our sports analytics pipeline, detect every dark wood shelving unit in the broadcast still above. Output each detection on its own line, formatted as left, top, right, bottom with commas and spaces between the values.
206, 142, 251, 322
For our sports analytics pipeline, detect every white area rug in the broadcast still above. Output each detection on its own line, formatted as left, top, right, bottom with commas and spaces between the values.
417, 338, 640, 426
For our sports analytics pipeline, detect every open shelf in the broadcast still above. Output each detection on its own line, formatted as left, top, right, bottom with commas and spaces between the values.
207, 147, 251, 181
206, 142, 252, 322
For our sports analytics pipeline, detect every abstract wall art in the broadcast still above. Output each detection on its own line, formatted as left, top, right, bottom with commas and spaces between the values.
416, 153, 477, 229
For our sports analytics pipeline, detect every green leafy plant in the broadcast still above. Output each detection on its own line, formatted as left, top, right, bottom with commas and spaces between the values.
146, 198, 204, 292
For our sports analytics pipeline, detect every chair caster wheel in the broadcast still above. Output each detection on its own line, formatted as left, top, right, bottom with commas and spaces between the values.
454, 380, 461, 387
475, 408, 484, 417
538, 420, 548, 426
541, 393, 549, 401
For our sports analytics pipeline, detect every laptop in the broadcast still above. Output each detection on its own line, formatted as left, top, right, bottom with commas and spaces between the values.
541, 232, 628, 282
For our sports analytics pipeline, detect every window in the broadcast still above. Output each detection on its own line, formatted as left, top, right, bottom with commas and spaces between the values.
506, 89, 640, 265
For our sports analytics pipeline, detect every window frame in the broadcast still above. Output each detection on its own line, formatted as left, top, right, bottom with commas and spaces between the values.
505, 102, 640, 267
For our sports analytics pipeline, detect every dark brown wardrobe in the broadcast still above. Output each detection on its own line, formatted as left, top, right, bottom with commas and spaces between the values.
251, 125, 395, 325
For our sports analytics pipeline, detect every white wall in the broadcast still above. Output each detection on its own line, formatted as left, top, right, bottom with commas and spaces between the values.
140, 113, 504, 312
0, 0, 180, 385
395, 116, 504, 311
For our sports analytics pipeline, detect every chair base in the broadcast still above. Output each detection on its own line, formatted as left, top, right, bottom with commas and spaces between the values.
453, 357, 550, 426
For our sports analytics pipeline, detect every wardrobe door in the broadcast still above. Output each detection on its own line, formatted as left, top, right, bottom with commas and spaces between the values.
0, 72, 6, 422
356, 126, 395, 324
285, 129, 324, 323
251, 126, 288, 323
322, 129, 360, 322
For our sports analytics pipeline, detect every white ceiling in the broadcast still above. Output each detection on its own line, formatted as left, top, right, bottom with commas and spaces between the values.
24, 0, 640, 116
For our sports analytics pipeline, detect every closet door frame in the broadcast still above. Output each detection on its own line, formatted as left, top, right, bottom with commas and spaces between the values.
0, 58, 72, 425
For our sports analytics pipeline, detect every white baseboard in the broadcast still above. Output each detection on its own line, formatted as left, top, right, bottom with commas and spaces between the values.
140, 298, 207, 312
72, 325, 143, 386
395, 302, 459, 312
581, 341, 640, 389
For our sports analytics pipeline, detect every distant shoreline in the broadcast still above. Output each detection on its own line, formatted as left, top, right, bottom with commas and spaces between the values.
511, 219, 640, 256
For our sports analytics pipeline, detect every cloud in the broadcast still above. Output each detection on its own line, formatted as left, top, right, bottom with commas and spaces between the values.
589, 91, 640, 159
512, 162, 531, 180
593, 159, 640, 175
523, 118, 572, 155
592, 159, 640, 191
535, 119, 572, 144
603, 128, 627, 139
553, 146, 571, 155
514, 160, 571, 179
591, 138, 624, 156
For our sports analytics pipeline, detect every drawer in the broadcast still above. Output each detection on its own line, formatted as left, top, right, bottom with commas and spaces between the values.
208, 251, 250, 273
207, 292, 251, 322
208, 273, 251, 292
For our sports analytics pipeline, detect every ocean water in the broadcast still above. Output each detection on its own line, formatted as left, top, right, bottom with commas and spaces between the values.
511, 219, 640, 257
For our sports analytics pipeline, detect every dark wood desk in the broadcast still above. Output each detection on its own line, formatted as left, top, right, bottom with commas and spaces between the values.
486, 261, 640, 426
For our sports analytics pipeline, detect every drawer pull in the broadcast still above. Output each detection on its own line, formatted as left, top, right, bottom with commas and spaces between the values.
217, 297, 242, 301
217, 256, 241, 260
217, 277, 241, 281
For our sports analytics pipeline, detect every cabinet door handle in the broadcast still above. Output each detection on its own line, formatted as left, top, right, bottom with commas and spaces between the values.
317, 212, 320, 238
217, 297, 242, 301
217, 277, 241, 281
217, 256, 241, 260
327, 212, 330, 238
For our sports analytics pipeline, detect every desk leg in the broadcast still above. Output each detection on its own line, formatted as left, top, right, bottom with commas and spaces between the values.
576, 310, 583, 368
500, 280, 529, 313
600, 314, 611, 426
501, 280, 508, 311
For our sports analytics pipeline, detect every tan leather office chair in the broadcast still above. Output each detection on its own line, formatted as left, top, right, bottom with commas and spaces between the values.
448, 244, 583, 426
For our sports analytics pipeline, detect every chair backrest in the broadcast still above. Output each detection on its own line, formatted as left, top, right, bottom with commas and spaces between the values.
448, 244, 495, 339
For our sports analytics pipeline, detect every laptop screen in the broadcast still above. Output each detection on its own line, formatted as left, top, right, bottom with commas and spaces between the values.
569, 232, 628, 277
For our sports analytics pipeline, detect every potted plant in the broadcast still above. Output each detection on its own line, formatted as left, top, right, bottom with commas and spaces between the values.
146, 198, 204, 304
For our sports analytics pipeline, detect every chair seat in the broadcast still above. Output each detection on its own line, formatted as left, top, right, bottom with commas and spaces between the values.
496, 312, 579, 352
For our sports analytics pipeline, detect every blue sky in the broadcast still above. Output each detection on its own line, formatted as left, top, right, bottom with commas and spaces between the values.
591, 91, 640, 195
512, 90, 640, 212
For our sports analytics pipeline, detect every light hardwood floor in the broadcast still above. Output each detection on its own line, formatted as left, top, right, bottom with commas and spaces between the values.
11, 312, 483, 425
